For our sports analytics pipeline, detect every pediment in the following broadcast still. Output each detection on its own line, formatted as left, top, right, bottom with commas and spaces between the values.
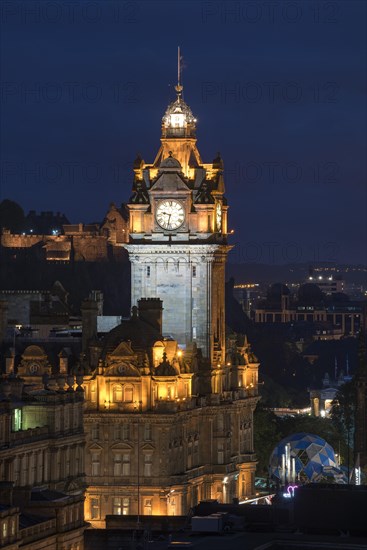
88, 443, 103, 451
110, 442, 133, 451
141, 443, 155, 452
109, 341, 135, 359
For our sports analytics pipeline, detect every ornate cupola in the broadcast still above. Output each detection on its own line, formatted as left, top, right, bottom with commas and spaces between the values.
162, 96, 196, 139
161, 47, 197, 140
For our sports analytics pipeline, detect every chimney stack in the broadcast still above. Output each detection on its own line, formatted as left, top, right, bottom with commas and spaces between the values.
81, 299, 98, 357
137, 298, 163, 334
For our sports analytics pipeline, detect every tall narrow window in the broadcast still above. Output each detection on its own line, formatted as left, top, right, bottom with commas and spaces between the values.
122, 497, 130, 515
144, 424, 152, 441
144, 498, 152, 515
147, 266, 150, 277
113, 385, 123, 402
91, 424, 99, 440
114, 424, 120, 440
91, 497, 100, 519
12, 409, 22, 432
124, 386, 133, 403
113, 454, 122, 476
192, 265, 196, 277
144, 453, 152, 476
217, 443, 224, 465
122, 453, 130, 476
91, 452, 100, 476
122, 423, 130, 440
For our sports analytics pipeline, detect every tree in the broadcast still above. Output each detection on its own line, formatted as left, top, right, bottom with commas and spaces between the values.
254, 404, 281, 476
330, 381, 355, 475
0, 199, 25, 233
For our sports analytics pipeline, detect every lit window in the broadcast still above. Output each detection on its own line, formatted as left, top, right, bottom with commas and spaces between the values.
113, 385, 123, 402
144, 498, 152, 515
122, 497, 130, 515
2, 522, 7, 538
12, 409, 22, 432
113, 497, 122, 515
91, 497, 100, 519
124, 386, 133, 402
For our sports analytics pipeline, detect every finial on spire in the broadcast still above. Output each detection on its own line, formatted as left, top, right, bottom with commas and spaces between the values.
175, 46, 183, 97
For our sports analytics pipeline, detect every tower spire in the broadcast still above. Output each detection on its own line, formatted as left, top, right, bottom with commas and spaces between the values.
175, 46, 183, 98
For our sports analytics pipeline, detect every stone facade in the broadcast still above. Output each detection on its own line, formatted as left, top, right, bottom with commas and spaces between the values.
128, 244, 229, 360
82, 81, 260, 527
0, 369, 86, 550
82, 300, 259, 527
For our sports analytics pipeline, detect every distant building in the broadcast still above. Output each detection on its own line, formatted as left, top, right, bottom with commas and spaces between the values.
1, 203, 129, 263
306, 271, 345, 295
255, 283, 365, 336
233, 284, 261, 316
310, 371, 352, 417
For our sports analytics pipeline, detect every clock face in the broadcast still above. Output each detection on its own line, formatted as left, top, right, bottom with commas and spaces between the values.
216, 203, 222, 231
156, 200, 185, 230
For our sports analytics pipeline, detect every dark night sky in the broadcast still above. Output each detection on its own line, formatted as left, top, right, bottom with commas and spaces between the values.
0, 0, 366, 265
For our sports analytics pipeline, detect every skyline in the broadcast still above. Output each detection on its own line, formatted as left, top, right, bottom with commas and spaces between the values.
0, 0, 366, 264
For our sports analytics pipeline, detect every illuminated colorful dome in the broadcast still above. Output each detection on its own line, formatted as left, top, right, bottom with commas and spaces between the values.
269, 432, 345, 483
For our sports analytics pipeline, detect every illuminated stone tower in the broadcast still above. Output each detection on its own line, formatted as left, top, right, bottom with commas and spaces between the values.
126, 57, 230, 367
82, 56, 260, 524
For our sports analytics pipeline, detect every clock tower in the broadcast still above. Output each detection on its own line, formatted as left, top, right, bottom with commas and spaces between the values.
126, 68, 230, 367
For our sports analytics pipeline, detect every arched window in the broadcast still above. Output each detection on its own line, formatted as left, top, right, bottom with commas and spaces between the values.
124, 386, 133, 403
113, 384, 123, 402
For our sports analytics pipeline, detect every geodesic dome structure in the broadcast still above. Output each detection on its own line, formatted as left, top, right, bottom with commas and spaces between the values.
269, 432, 345, 483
